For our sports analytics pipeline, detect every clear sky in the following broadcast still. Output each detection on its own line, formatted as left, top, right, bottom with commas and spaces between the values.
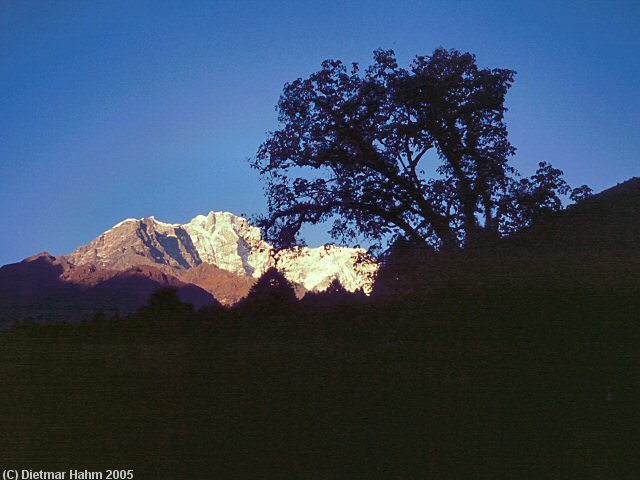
1, 0, 638, 265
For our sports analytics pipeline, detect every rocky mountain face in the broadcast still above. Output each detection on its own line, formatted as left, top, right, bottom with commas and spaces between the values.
67, 217, 202, 274
64, 211, 379, 304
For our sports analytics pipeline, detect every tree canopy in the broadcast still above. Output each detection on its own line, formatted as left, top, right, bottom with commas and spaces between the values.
253, 48, 590, 251
239, 267, 297, 314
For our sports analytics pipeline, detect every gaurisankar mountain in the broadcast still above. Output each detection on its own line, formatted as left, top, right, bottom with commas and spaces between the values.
0, 211, 379, 322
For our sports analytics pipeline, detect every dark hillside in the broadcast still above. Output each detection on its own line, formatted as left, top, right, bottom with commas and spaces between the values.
376, 177, 640, 299
506, 177, 640, 253
0, 255, 219, 324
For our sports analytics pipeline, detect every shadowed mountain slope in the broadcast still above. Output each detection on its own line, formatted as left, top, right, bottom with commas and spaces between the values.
179, 263, 256, 305
0, 254, 218, 324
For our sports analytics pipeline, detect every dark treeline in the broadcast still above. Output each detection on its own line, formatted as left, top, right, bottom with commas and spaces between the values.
1, 244, 639, 479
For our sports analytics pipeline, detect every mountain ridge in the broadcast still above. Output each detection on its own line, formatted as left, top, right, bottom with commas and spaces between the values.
0, 211, 379, 322
66, 211, 379, 300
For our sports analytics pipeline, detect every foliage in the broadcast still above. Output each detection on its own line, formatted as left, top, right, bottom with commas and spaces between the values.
136, 287, 195, 323
238, 267, 298, 314
254, 48, 589, 251
498, 162, 593, 235
300, 278, 366, 311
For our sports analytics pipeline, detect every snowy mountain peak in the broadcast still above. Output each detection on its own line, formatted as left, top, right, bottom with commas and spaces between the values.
184, 211, 274, 277
276, 245, 378, 295
67, 212, 379, 300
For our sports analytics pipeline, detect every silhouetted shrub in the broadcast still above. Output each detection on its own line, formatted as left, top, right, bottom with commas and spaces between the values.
301, 278, 366, 310
373, 236, 437, 297
13, 316, 35, 332
196, 303, 226, 322
90, 310, 107, 326
136, 287, 195, 325
236, 268, 298, 315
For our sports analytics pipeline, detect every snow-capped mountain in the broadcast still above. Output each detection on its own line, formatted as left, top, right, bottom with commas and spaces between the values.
183, 212, 274, 277
66, 212, 379, 301
275, 246, 378, 294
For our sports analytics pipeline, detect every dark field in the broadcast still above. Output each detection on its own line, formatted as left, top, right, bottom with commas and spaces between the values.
1, 266, 639, 479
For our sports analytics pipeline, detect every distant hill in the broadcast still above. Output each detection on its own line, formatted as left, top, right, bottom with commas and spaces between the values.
375, 177, 640, 298
505, 177, 640, 253
0, 253, 218, 324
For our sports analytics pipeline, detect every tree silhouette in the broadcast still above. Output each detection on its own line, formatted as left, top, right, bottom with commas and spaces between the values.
254, 48, 588, 251
498, 162, 593, 235
372, 236, 436, 297
239, 268, 297, 314
322, 278, 349, 296
301, 278, 358, 306
137, 287, 195, 323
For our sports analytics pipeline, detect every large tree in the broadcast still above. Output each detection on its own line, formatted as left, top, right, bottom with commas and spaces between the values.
253, 48, 589, 251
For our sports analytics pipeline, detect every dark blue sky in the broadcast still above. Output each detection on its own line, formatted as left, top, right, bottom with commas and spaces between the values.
1, 0, 638, 265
